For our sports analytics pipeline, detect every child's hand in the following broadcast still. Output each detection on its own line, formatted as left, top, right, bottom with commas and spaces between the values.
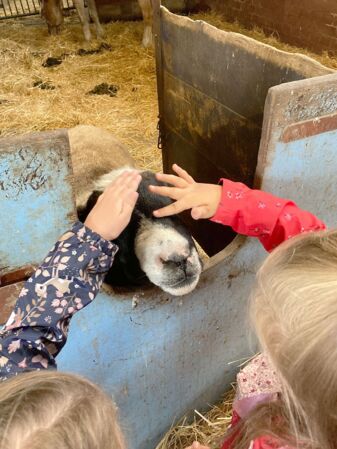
149, 164, 221, 220
185, 442, 210, 449
84, 170, 141, 241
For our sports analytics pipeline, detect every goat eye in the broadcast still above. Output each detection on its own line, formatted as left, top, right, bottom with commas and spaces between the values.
160, 258, 175, 267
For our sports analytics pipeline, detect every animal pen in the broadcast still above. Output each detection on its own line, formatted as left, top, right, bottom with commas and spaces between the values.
0, 2, 337, 449
0, 0, 73, 19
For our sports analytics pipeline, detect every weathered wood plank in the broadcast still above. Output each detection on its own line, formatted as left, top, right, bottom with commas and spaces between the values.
0, 129, 76, 273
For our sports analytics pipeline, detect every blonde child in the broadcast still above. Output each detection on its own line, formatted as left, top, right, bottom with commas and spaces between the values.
150, 165, 334, 449
0, 170, 141, 449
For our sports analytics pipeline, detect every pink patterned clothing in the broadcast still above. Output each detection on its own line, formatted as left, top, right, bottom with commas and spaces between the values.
210, 180, 326, 449
234, 354, 281, 419
222, 355, 293, 449
211, 179, 325, 251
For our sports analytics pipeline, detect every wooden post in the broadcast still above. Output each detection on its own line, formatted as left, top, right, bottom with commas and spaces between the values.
152, 0, 167, 169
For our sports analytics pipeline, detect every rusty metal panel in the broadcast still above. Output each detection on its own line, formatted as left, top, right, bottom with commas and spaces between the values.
155, 6, 331, 256
0, 130, 76, 274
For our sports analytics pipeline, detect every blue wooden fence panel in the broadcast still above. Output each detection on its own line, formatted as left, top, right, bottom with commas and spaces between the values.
0, 130, 76, 272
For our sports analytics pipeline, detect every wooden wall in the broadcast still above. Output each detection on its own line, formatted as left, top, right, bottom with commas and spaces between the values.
96, 0, 206, 22
206, 0, 337, 55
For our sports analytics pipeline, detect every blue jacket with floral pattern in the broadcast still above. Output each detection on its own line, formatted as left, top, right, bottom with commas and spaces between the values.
0, 222, 118, 381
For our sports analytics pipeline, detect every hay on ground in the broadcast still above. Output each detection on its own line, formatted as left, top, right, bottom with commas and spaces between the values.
155, 387, 235, 449
0, 15, 161, 171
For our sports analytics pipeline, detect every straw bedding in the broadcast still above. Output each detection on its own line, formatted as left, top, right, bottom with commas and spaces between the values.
155, 388, 236, 449
0, 15, 160, 170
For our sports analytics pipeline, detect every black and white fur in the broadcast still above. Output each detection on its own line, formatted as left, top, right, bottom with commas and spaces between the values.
78, 167, 202, 296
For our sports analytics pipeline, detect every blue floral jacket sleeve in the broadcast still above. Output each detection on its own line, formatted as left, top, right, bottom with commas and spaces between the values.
0, 221, 118, 381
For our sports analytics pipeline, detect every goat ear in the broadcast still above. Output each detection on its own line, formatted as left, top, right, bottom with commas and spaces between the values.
77, 190, 101, 223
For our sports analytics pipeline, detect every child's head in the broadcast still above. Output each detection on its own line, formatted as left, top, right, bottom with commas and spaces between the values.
0, 370, 126, 449
250, 229, 337, 448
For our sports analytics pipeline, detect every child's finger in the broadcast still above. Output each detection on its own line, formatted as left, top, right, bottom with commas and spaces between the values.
153, 200, 186, 217
118, 176, 141, 205
128, 173, 142, 192
155, 172, 187, 188
112, 172, 140, 197
112, 170, 133, 186
122, 191, 139, 215
108, 170, 139, 191
117, 173, 141, 194
172, 164, 195, 184
149, 184, 181, 200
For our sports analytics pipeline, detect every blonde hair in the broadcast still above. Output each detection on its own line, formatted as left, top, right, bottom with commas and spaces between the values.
235, 229, 337, 449
0, 370, 126, 449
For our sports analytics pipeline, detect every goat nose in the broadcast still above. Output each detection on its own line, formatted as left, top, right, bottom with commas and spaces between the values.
173, 258, 187, 273
162, 255, 188, 271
